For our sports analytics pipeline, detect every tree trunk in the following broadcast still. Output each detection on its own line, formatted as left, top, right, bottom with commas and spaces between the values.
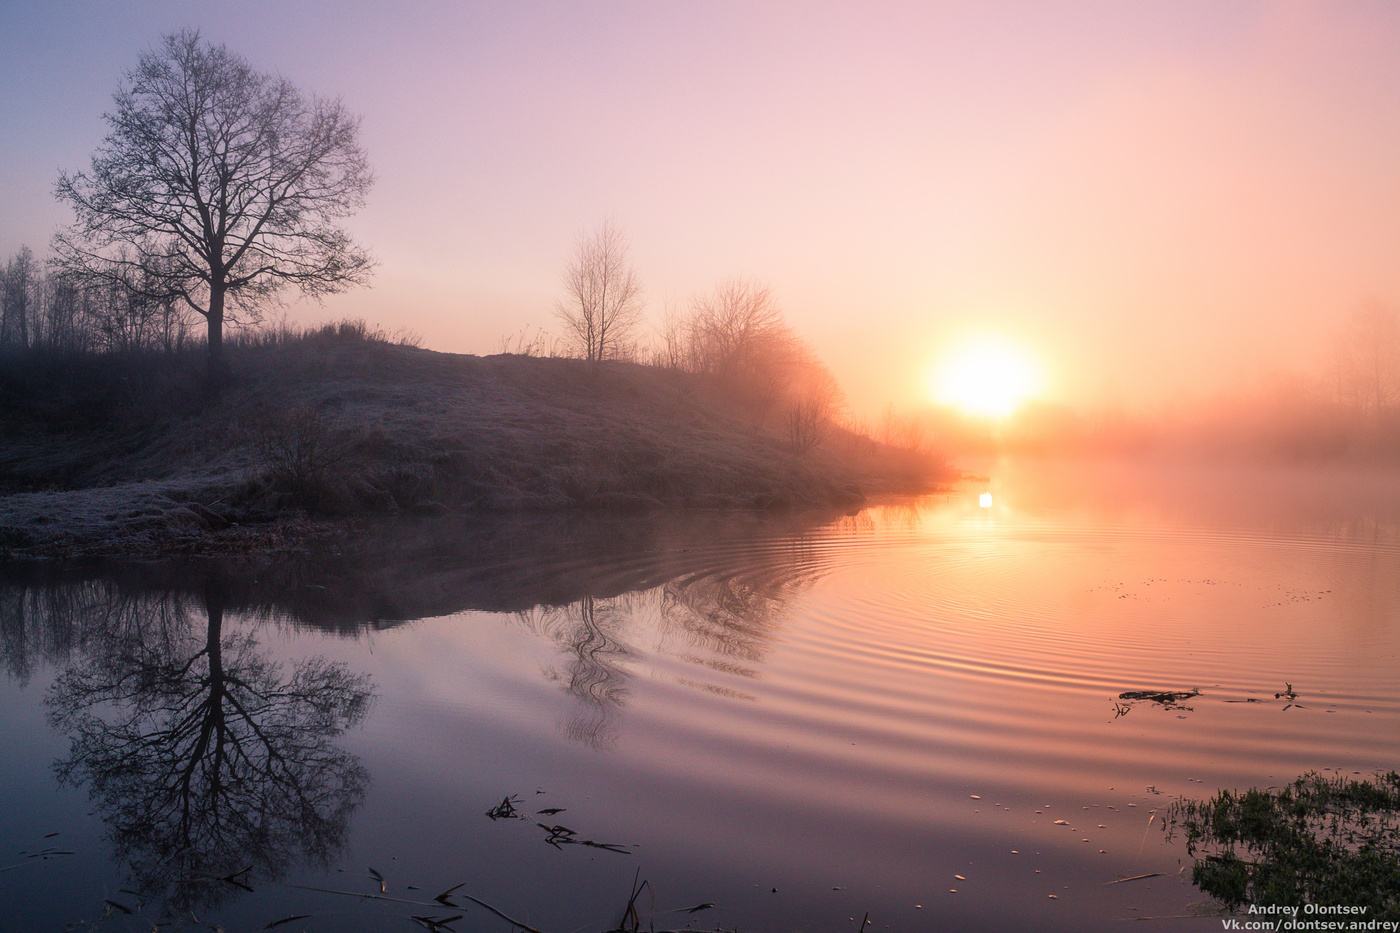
205, 283, 226, 397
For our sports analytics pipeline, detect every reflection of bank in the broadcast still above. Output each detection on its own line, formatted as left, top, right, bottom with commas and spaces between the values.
38, 576, 374, 913
515, 535, 820, 747
1, 510, 852, 811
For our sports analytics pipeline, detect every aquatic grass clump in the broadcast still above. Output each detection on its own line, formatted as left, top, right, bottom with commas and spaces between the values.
1166, 770, 1400, 917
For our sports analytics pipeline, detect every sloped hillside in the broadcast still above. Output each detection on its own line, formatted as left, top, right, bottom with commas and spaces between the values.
0, 332, 946, 556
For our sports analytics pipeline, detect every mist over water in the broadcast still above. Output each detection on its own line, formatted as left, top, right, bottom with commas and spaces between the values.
5, 7, 1400, 928
0, 459, 1396, 930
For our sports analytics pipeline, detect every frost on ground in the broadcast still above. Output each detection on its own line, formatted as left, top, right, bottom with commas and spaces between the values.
0, 479, 327, 557
0, 337, 945, 558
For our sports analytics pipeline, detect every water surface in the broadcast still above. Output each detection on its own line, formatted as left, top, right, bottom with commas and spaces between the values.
2, 459, 1397, 932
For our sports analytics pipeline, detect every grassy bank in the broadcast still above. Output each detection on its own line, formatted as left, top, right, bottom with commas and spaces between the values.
0, 326, 946, 557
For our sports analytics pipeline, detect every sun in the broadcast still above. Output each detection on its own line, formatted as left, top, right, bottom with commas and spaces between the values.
930, 337, 1043, 418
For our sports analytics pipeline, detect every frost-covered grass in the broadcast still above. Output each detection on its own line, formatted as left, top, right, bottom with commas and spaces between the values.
0, 333, 946, 557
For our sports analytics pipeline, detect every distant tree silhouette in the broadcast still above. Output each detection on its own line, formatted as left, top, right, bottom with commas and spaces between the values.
46, 577, 373, 912
1330, 302, 1400, 418
684, 278, 794, 385
555, 218, 644, 364
53, 29, 374, 389
0, 245, 36, 349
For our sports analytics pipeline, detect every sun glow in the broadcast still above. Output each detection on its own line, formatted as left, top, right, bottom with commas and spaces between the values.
932, 337, 1043, 418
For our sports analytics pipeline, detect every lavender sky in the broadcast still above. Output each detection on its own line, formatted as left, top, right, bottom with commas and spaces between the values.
3, 1, 1399, 416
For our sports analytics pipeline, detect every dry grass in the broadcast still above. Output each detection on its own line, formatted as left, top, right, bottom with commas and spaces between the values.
0, 330, 948, 557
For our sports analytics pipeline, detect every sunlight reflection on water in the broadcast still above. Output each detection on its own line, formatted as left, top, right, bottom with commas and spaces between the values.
2, 460, 1399, 931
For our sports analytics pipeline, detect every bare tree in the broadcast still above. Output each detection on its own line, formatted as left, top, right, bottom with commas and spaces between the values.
40, 270, 80, 352
555, 218, 644, 364
878, 402, 929, 453
1, 245, 36, 349
653, 298, 689, 370
686, 278, 796, 382
1349, 303, 1400, 417
782, 348, 847, 454
1329, 302, 1400, 418
53, 30, 374, 389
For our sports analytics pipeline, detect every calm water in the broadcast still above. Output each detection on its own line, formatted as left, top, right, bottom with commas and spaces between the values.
2, 459, 1398, 932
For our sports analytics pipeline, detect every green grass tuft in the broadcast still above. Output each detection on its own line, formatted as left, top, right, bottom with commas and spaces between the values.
1166, 771, 1400, 917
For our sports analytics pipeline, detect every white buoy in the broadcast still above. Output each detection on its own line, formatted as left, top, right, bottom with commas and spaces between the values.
979, 492, 993, 508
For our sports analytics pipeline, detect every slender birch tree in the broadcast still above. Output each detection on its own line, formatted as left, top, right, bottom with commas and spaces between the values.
555, 218, 644, 365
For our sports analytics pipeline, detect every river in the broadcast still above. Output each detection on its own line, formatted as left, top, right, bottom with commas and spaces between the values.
1, 458, 1397, 932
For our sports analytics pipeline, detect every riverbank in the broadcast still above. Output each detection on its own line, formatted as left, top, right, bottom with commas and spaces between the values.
0, 331, 947, 558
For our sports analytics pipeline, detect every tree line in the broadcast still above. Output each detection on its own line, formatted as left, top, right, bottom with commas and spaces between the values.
1326, 302, 1400, 418
11, 26, 854, 457
552, 218, 849, 453
1, 23, 863, 461
0, 244, 197, 354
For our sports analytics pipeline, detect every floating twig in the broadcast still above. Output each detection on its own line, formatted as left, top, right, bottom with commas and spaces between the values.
1104, 872, 1164, 885
216, 866, 255, 893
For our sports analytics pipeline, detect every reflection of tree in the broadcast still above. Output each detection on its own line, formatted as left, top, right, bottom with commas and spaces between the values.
46, 578, 373, 911
658, 571, 787, 670
516, 537, 831, 747
0, 585, 71, 686
654, 534, 834, 680
521, 595, 634, 748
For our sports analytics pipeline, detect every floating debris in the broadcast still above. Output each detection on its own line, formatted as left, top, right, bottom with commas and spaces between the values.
1104, 872, 1164, 885
485, 795, 521, 820
1114, 689, 1200, 717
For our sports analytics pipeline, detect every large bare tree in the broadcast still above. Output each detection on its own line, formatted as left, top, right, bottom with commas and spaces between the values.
53, 30, 373, 387
555, 218, 644, 364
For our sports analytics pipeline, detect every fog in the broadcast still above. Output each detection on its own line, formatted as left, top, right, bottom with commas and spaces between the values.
3, 2, 1400, 428
909, 302, 1400, 462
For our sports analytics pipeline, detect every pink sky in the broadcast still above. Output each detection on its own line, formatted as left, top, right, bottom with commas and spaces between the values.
3, 1, 1399, 415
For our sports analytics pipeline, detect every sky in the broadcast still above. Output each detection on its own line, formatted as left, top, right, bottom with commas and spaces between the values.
3, 1, 1400, 417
